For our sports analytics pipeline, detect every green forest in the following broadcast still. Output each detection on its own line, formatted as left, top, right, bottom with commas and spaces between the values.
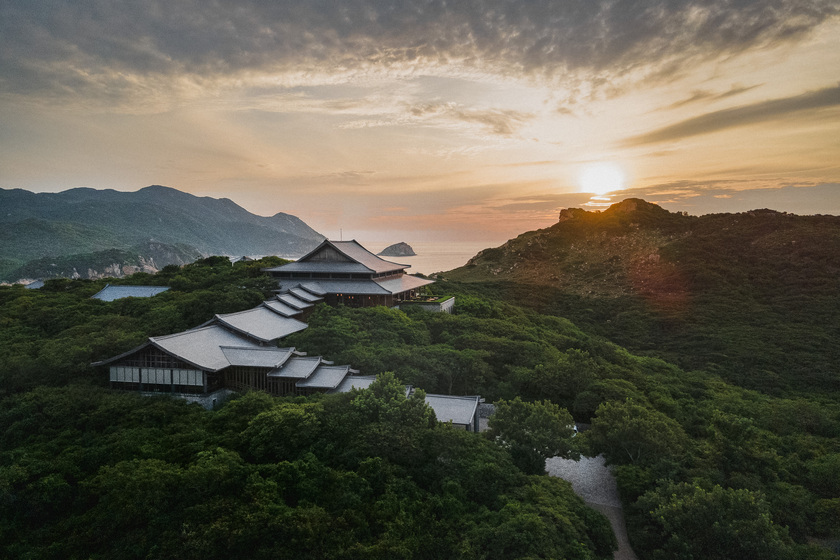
1, 250, 839, 558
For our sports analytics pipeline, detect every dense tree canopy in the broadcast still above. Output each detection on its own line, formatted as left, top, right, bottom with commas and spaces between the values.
0, 384, 616, 559
486, 397, 578, 475
1, 253, 838, 558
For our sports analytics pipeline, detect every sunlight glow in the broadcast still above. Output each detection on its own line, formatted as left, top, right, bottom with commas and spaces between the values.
578, 163, 625, 195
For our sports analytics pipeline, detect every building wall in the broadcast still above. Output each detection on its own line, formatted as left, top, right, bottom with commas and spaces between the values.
110, 365, 205, 394
398, 297, 455, 314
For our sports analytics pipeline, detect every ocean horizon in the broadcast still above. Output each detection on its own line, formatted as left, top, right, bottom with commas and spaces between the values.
358, 240, 500, 276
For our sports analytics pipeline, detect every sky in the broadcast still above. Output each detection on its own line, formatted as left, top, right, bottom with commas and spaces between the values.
1, 1, 839, 243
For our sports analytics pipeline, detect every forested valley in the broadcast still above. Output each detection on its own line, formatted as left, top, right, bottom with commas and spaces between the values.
1, 230, 839, 558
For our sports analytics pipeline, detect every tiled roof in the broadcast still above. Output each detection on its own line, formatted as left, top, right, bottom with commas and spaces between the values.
220, 346, 296, 368
267, 356, 322, 379
92, 284, 170, 301
424, 394, 481, 426
297, 365, 351, 389
150, 325, 262, 372
328, 375, 377, 393
298, 282, 327, 297
213, 306, 308, 343
329, 240, 409, 273
262, 298, 303, 317
296, 279, 391, 295
375, 274, 435, 294
290, 287, 322, 303
277, 293, 314, 309
268, 261, 372, 274
264, 240, 409, 275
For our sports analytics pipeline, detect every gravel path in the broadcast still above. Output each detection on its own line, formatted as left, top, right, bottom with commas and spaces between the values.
546, 455, 639, 560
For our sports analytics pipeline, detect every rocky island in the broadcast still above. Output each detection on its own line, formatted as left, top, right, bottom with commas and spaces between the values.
378, 241, 416, 257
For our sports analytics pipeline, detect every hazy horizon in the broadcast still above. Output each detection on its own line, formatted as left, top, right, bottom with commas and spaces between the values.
1, 1, 838, 242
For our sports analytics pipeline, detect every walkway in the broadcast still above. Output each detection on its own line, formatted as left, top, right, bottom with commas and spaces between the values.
546, 455, 639, 560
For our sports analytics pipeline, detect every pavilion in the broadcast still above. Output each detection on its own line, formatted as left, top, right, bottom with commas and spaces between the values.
263, 239, 434, 308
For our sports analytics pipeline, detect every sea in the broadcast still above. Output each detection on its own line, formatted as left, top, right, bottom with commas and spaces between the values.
358, 241, 502, 275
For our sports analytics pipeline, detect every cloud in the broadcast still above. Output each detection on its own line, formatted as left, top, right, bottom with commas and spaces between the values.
2, 0, 837, 104
493, 193, 596, 213
341, 101, 534, 136
624, 84, 840, 145
446, 107, 535, 136
616, 181, 840, 216
665, 83, 762, 110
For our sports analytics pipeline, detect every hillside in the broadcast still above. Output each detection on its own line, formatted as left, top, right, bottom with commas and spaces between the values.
5, 241, 203, 282
443, 198, 840, 394
0, 185, 325, 281
1, 251, 838, 558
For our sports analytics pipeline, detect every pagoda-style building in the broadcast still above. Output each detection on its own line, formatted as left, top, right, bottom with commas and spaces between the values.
93, 240, 482, 427
263, 240, 434, 308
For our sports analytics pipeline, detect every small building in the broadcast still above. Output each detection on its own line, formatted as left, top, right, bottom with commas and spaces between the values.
92, 284, 170, 301
263, 240, 434, 307
327, 377, 482, 433
423, 394, 482, 432
398, 296, 455, 314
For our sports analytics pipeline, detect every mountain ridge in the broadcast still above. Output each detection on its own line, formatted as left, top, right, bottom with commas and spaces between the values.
443, 198, 840, 393
0, 185, 325, 281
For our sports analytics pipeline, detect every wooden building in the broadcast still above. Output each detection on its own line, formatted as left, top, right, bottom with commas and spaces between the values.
263, 240, 434, 308
93, 292, 359, 399
95, 251, 480, 424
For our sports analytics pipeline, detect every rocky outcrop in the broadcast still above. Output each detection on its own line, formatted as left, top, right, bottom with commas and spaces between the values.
378, 242, 416, 257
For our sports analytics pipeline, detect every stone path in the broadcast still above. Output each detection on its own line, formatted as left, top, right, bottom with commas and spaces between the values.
546, 455, 639, 560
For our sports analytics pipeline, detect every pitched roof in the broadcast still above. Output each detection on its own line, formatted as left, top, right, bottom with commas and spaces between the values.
327, 240, 409, 273
328, 375, 377, 393
150, 325, 262, 372
262, 298, 303, 317
289, 287, 322, 303
267, 356, 323, 379
277, 293, 314, 310
424, 394, 481, 426
211, 306, 308, 343
298, 283, 327, 297
92, 284, 170, 301
271, 261, 372, 274
292, 279, 391, 296
288, 275, 433, 296
375, 274, 435, 294
296, 365, 351, 389
265, 240, 409, 275
220, 346, 297, 368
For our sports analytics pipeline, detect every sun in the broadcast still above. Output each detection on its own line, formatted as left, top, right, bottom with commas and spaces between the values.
578, 162, 625, 195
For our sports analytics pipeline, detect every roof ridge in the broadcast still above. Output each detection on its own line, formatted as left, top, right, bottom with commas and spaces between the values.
150, 323, 226, 341
219, 345, 295, 352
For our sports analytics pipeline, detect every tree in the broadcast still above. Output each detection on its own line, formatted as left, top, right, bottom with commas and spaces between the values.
244, 402, 323, 462
584, 398, 686, 467
348, 372, 437, 467
634, 482, 790, 560
487, 397, 578, 475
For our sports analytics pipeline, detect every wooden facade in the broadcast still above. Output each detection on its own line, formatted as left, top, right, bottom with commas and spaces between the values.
107, 345, 221, 395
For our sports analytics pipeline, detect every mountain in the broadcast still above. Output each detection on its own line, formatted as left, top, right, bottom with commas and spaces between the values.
6, 241, 203, 282
0, 185, 325, 281
444, 198, 840, 394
